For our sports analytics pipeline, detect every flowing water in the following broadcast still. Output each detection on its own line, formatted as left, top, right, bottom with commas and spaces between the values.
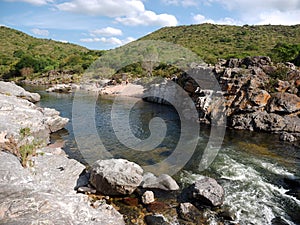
27, 86, 300, 225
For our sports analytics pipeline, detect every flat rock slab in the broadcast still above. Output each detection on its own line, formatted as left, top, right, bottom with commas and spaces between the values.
0, 151, 125, 225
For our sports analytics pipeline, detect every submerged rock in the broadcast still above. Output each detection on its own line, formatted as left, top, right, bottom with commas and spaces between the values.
90, 159, 143, 195
179, 202, 203, 224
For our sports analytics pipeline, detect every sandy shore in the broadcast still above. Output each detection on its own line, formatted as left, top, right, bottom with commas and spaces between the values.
99, 83, 145, 98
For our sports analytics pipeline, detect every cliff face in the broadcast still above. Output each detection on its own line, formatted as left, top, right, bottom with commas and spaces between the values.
144, 56, 300, 142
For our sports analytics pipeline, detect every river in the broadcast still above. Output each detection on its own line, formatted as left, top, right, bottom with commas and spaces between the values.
27, 86, 300, 225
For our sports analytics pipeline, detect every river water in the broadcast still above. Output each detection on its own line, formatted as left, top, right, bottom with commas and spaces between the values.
28, 86, 300, 225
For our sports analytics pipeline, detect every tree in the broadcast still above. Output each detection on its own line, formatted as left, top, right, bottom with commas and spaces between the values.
142, 46, 158, 76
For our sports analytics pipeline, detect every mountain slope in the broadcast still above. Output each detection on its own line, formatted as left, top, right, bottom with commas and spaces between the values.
0, 26, 103, 80
140, 23, 300, 64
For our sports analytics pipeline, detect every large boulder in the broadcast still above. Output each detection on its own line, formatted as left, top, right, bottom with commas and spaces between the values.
90, 159, 143, 195
0, 81, 40, 103
190, 177, 224, 207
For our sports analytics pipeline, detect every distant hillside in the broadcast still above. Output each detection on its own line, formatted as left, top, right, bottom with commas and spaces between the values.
0, 26, 104, 81
140, 23, 300, 64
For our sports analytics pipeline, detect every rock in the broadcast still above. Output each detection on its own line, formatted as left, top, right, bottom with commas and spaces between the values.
42, 108, 69, 132
141, 172, 180, 191
0, 93, 68, 143
0, 151, 125, 225
145, 215, 170, 225
267, 93, 300, 113
142, 191, 155, 204
191, 177, 224, 207
249, 90, 271, 107
90, 159, 143, 195
179, 202, 203, 224
46, 84, 72, 93
276, 80, 291, 92
0, 81, 40, 103
280, 132, 297, 142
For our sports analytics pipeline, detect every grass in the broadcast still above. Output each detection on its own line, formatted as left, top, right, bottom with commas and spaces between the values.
139, 23, 300, 64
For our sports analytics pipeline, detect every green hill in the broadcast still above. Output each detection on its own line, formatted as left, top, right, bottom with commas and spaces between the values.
140, 23, 300, 64
0, 26, 104, 80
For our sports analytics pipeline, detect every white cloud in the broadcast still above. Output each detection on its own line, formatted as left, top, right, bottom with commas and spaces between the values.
198, 0, 300, 25
5, 0, 53, 5
56, 0, 145, 17
255, 10, 300, 25
91, 27, 123, 36
31, 28, 49, 36
206, 0, 300, 12
162, 0, 198, 7
80, 36, 135, 46
116, 11, 178, 26
193, 14, 241, 25
56, 0, 178, 27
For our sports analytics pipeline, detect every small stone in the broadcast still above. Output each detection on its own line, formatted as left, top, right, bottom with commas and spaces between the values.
145, 215, 170, 225
280, 132, 297, 142
77, 186, 96, 194
142, 191, 155, 204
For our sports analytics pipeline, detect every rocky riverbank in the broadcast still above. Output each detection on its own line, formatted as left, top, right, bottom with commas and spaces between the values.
0, 82, 231, 224
144, 56, 300, 142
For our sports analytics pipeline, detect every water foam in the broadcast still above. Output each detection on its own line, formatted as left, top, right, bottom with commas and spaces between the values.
180, 152, 299, 225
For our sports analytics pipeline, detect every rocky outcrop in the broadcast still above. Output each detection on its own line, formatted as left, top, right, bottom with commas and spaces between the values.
0, 92, 68, 144
90, 159, 144, 195
0, 82, 125, 224
0, 81, 40, 103
144, 57, 300, 141
0, 151, 125, 225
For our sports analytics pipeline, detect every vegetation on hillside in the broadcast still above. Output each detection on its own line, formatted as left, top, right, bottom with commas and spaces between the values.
140, 23, 300, 65
0, 26, 104, 81
1, 24, 300, 82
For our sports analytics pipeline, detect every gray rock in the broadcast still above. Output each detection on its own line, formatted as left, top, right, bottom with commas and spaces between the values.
90, 159, 143, 195
0, 81, 40, 103
0, 93, 68, 143
0, 151, 125, 225
141, 172, 180, 191
46, 84, 72, 93
267, 92, 300, 114
179, 202, 203, 223
280, 132, 297, 142
191, 177, 224, 207
142, 191, 155, 204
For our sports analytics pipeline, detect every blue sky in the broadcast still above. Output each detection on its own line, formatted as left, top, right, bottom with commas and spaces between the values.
1, 0, 300, 50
